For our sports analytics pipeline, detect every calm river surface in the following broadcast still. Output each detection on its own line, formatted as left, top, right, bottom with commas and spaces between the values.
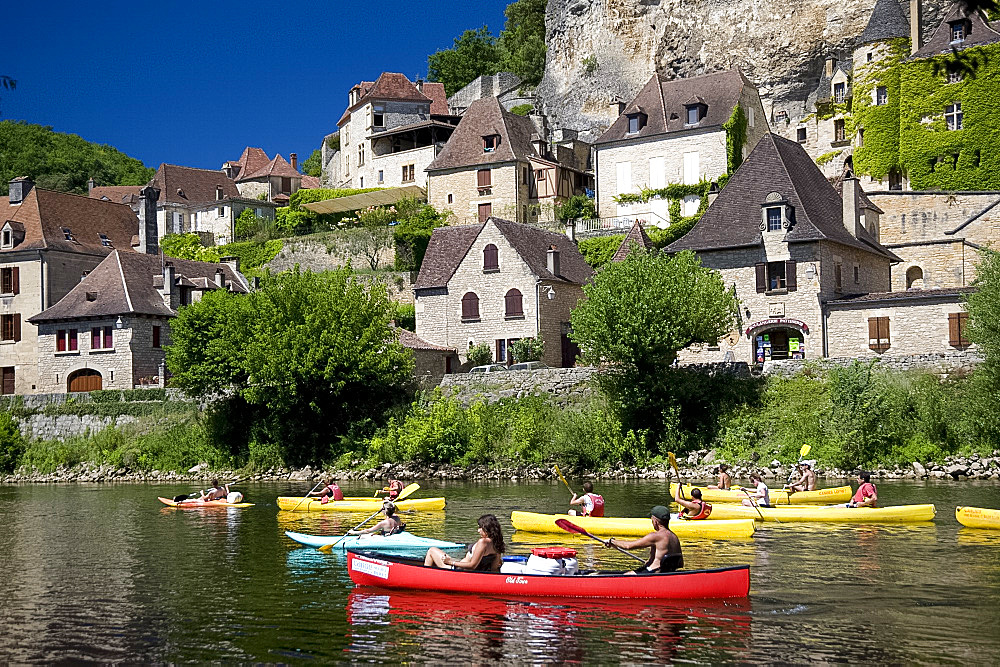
1, 479, 999, 663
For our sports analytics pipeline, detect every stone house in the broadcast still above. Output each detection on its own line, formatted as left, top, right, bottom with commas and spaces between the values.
222, 147, 319, 205
396, 326, 459, 376
592, 68, 769, 223
668, 133, 973, 364
447, 72, 533, 115
414, 217, 593, 368
335, 73, 459, 191
426, 96, 593, 226
28, 251, 248, 393
1, 178, 157, 394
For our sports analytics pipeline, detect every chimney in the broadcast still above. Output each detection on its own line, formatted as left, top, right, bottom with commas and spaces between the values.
215, 268, 226, 288
824, 57, 837, 78
220, 255, 240, 273
609, 97, 626, 118
290, 153, 298, 170
910, 0, 923, 54
841, 172, 861, 238
138, 185, 160, 254
708, 182, 721, 207
415, 77, 424, 92
8, 176, 34, 205
161, 262, 175, 306
87, 177, 96, 194
547, 244, 561, 277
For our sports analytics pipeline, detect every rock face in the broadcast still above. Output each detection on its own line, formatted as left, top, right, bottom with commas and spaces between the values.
538, 0, 947, 141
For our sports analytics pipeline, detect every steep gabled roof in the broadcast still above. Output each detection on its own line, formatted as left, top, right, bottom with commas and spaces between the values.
227, 147, 271, 181
152, 164, 243, 206
300, 174, 321, 189
596, 69, 747, 145
667, 134, 899, 261
910, 3, 1000, 58
413, 224, 484, 289
338, 73, 433, 126
426, 96, 540, 171
396, 327, 456, 351
612, 222, 654, 262
2, 188, 139, 255
422, 82, 449, 115
240, 154, 301, 181
859, 0, 911, 45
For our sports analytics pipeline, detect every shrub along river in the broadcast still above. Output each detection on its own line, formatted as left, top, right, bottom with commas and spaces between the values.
0, 479, 998, 663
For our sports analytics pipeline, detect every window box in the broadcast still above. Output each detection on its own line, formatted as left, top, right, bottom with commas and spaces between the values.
504, 314, 525, 321
461, 317, 481, 324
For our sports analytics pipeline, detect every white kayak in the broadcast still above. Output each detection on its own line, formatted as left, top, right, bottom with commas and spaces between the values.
284, 530, 463, 551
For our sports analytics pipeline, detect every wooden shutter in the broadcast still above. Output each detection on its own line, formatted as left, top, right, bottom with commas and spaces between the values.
478, 203, 492, 223
11, 267, 18, 295
92, 327, 101, 349
483, 244, 498, 271
12, 314, 19, 342
785, 261, 797, 291
104, 326, 113, 349
948, 313, 961, 346
869, 316, 890, 351
755, 263, 766, 293
462, 292, 479, 320
70, 329, 78, 351
1, 367, 14, 395
478, 169, 491, 188
153, 326, 161, 348
505, 289, 523, 317
57, 330, 66, 352
868, 318, 880, 351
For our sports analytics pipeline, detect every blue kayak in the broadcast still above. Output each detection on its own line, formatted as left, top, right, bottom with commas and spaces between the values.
284, 530, 463, 551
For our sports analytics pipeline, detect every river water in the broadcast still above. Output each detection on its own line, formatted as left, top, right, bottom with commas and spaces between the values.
0, 479, 998, 663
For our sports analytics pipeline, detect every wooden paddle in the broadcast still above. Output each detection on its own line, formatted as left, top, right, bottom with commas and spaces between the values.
317, 483, 421, 553
667, 452, 684, 499
553, 464, 576, 497
290, 480, 326, 512
173, 476, 246, 503
555, 518, 646, 564
783, 444, 813, 494
740, 489, 767, 521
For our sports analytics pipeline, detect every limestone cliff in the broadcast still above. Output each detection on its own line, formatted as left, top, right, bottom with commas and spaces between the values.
538, 0, 947, 140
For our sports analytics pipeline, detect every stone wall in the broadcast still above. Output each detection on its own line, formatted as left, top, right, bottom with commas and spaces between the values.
439, 366, 598, 405
429, 163, 522, 226
369, 145, 436, 190
763, 351, 981, 376
267, 234, 398, 275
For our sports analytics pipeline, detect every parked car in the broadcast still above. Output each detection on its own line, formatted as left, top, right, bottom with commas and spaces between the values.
469, 364, 509, 374
509, 361, 548, 371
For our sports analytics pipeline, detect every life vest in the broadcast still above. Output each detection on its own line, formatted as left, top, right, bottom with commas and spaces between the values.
680, 500, 713, 520
388, 480, 403, 499
320, 483, 344, 504
585, 493, 605, 517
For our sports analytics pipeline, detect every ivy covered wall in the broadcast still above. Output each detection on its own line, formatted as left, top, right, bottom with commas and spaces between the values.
852, 38, 909, 181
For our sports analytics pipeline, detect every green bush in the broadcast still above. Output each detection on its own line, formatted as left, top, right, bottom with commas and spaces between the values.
393, 303, 416, 331
467, 343, 493, 366
509, 104, 534, 116
578, 235, 624, 269
510, 337, 543, 363
0, 412, 24, 473
554, 194, 596, 222
392, 199, 448, 271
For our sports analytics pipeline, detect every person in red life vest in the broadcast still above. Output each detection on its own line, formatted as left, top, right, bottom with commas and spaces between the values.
848, 471, 878, 508
569, 481, 605, 517
380, 479, 404, 500
309, 479, 344, 504
674, 485, 712, 520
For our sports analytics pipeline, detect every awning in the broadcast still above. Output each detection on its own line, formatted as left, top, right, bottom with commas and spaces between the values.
302, 185, 426, 214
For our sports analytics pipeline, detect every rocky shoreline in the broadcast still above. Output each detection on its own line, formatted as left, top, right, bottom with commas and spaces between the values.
3, 451, 999, 484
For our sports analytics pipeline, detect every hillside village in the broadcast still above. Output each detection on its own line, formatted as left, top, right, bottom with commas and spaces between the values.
1, 0, 998, 397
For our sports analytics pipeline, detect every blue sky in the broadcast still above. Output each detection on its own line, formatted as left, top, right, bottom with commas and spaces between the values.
4, 0, 507, 171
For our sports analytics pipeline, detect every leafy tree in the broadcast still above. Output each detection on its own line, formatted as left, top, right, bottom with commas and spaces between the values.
554, 194, 596, 222
427, 27, 504, 96
234, 208, 269, 240
468, 343, 493, 367
167, 268, 414, 465
0, 412, 23, 473
350, 206, 397, 271
498, 0, 547, 87
965, 248, 1000, 440
510, 337, 544, 363
577, 234, 623, 269
392, 197, 448, 271
301, 149, 322, 177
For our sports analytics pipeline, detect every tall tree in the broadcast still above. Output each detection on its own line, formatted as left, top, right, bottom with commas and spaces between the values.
427, 26, 503, 96
498, 0, 547, 87
301, 149, 322, 177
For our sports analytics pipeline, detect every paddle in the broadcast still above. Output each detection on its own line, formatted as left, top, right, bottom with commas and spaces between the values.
553, 464, 576, 497
555, 518, 646, 564
740, 489, 767, 521
667, 452, 684, 499
783, 444, 813, 495
172, 477, 246, 503
290, 480, 326, 512
317, 483, 421, 553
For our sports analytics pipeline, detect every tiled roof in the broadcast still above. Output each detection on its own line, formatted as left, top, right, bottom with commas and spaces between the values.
910, 3, 1000, 58
396, 327, 456, 351
2, 188, 140, 255
300, 174, 321, 189
152, 164, 243, 206
827, 286, 976, 304
612, 222, 654, 262
859, 0, 911, 44
89, 185, 142, 207
240, 154, 301, 181
30, 251, 249, 323
422, 82, 449, 115
667, 133, 900, 261
426, 96, 540, 171
596, 69, 747, 145
414, 218, 594, 289
338, 73, 434, 126
228, 147, 270, 181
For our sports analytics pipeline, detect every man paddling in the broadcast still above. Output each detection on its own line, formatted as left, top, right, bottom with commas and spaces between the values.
569, 481, 605, 517
605, 506, 683, 574
309, 479, 344, 504
199, 479, 229, 502
741, 473, 770, 508
848, 471, 878, 508
674, 485, 712, 520
786, 461, 817, 493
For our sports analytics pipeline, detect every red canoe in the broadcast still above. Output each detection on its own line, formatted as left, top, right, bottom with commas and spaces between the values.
346, 551, 750, 600
157, 496, 254, 508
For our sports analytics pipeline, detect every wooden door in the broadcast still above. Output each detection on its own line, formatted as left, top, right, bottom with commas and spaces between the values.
68, 369, 102, 393
1, 367, 14, 395
560, 323, 579, 368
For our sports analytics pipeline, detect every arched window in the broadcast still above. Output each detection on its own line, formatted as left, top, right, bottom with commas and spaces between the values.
461, 292, 480, 321
906, 266, 924, 289
505, 289, 524, 318
483, 244, 499, 272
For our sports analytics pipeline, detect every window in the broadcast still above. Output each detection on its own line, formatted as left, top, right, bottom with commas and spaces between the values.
627, 112, 648, 133
218, 206, 225, 217
0, 267, 18, 295
949, 312, 970, 347
505, 289, 524, 319
522, 167, 530, 185
483, 134, 500, 152
0, 314, 20, 342
2, 229, 11, 247
875, 86, 888, 105
1, 367, 13, 395
402, 164, 415, 183
947, 69, 963, 84
153, 325, 161, 349
888, 168, 903, 191
867, 51, 873, 62
797, 127, 807, 143
360, 177, 364, 188
685, 105, 702, 124
682, 152, 699, 185
767, 261, 786, 290
461, 292, 480, 321
357, 145, 365, 166
377, 170, 384, 184
868, 316, 891, 352
906, 265, 924, 289
99, 233, 113, 247
373, 104, 385, 128
755, 261, 797, 293
56, 329, 79, 352
766, 207, 782, 232
835, 262, 843, 293
478, 202, 492, 222
447, 193, 453, 204
833, 82, 846, 104
950, 21, 966, 42
477, 168, 492, 192
91, 326, 113, 350
834, 119, 846, 142
946, 103, 963, 130
216, 186, 224, 201
496, 338, 507, 363
748, 106, 755, 127
854, 265, 860, 284
858, 127, 865, 147
483, 244, 499, 272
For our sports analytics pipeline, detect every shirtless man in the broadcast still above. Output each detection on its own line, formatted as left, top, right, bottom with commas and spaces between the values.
786, 461, 817, 493
199, 479, 229, 502
707, 463, 732, 490
605, 506, 683, 574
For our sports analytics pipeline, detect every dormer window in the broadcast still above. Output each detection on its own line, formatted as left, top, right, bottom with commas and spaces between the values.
760, 193, 793, 235
684, 104, 706, 125
950, 20, 967, 42
1, 229, 11, 248
62, 227, 75, 242
627, 113, 646, 134
483, 134, 500, 152
833, 82, 846, 104
99, 233, 113, 248
766, 207, 782, 232
216, 186, 224, 201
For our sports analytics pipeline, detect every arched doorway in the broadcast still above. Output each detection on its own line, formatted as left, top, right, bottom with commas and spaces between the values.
67, 369, 102, 393
751, 326, 808, 363
906, 266, 924, 289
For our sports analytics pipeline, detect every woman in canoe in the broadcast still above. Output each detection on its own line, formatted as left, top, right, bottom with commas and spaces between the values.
707, 464, 732, 490
424, 514, 505, 572
349, 502, 406, 536
308, 479, 344, 504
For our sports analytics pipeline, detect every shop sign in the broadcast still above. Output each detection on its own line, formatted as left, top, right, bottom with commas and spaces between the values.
745, 318, 810, 338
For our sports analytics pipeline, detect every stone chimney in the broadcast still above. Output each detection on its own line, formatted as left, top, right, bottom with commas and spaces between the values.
610, 97, 626, 118
547, 244, 561, 277
290, 153, 297, 170
910, 0, 923, 54
708, 182, 721, 207
841, 172, 861, 238
137, 185, 160, 255
8, 177, 34, 205
824, 57, 837, 78
215, 268, 226, 288
161, 262, 175, 306
415, 77, 424, 93
87, 177, 96, 194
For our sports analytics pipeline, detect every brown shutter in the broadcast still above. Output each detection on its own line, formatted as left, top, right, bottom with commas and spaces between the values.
755, 263, 766, 293
948, 313, 960, 346
153, 325, 161, 348
868, 317, 879, 351
12, 314, 20, 342
785, 261, 797, 292
878, 317, 890, 350
478, 169, 491, 187
11, 267, 18, 295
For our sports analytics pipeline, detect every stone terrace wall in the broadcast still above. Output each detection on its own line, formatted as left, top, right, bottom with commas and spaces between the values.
763, 351, 982, 377
439, 367, 598, 405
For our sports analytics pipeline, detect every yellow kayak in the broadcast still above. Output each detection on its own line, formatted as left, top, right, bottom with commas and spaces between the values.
690, 503, 936, 523
670, 483, 853, 505
510, 511, 756, 539
956, 506, 1000, 529
276, 496, 446, 512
